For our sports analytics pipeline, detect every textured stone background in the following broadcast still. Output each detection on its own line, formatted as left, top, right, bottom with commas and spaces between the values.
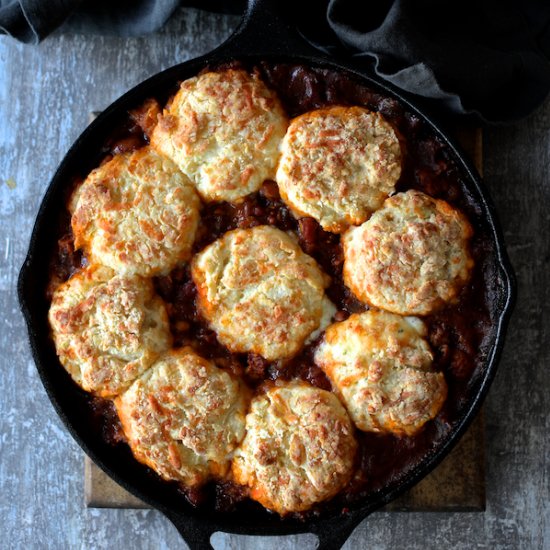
0, 7, 548, 550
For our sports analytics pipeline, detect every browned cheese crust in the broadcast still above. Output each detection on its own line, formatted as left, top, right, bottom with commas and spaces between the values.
276, 106, 401, 233
115, 347, 249, 487
232, 381, 357, 514
315, 310, 447, 436
48, 265, 172, 397
151, 69, 288, 203
70, 146, 200, 277
343, 190, 474, 315
191, 225, 336, 361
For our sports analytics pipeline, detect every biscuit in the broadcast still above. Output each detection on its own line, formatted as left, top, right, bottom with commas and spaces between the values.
315, 310, 447, 436
343, 190, 474, 315
276, 106, 401, 233
192, 225, 336, 361
70, 146, 200, 277
232, 381, 357, 514
151, 69, 288, 203
48, 265, 172, 397
115, 347, 249, 487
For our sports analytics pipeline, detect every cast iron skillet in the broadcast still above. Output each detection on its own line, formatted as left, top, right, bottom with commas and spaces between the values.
18, 0, 515, 547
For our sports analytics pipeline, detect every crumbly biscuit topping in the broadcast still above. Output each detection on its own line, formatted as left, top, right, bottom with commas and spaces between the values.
47, 67, 474, 515
277, 106, 401, 232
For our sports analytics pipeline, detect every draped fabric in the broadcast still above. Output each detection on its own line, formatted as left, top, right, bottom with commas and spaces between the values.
1, 0, 550, 122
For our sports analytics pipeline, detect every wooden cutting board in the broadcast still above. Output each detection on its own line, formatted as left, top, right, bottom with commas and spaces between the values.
84, 124, 485, 512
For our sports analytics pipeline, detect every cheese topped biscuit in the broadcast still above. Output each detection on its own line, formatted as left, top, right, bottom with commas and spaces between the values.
232, 381, 357, 514
48, 265, 172, 397
192, 225, 336, 361
71, 146, 200, 277
315, 310, 447, 436
343, 190, 474, 315
276, 106, 401, 233
151, 69, 288, 203
116, 348, 249, 487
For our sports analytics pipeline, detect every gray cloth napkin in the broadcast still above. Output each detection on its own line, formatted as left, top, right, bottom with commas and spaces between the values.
0, 0, 181, 42
1, 0, 550, 123
325, 0, 550, 122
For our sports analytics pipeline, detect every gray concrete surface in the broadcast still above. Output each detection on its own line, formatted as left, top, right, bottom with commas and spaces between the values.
0, 7, 548, 550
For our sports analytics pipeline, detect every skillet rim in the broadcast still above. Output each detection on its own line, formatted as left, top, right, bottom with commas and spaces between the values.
17, 49, 516, 544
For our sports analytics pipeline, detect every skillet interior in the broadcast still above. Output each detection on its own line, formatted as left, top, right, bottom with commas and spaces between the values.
18, 1, 515, 548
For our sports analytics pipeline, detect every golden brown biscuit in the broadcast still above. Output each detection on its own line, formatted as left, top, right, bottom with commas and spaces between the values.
151, 69, 288, 203
314, 310, 447, 436
48, 265, 172, 397
70, 146, 200, 277
192, 225, 336, 361
232, 381, 357, 514
343, 190, 474, 315
276, 106, 401, 233
115, 347, 249, 487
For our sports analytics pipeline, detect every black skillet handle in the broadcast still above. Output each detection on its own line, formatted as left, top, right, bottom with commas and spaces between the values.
218, 0, 323, 59
165, 511, 216, 550
166, 508, 364, 549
